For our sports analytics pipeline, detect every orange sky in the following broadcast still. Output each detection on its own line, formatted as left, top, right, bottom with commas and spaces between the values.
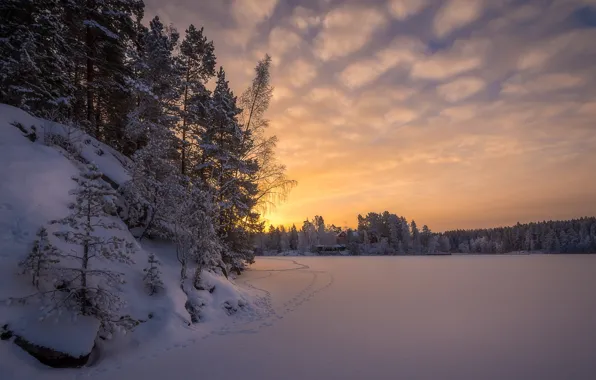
146, 0, 596, 231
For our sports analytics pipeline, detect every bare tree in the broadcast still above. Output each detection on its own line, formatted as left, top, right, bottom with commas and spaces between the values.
238, 55, 297, 215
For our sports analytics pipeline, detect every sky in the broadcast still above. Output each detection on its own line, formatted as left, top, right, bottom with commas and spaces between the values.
144, 0, 596, 231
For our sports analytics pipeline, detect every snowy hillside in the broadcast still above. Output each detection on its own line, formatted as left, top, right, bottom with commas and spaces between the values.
0, 104, 263, 372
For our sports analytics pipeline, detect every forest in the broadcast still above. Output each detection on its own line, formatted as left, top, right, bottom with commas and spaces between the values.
0, 0, 294, 334
258, 213, 596, 255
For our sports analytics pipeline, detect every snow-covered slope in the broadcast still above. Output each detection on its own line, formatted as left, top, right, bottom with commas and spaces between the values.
0, 104, 261, 372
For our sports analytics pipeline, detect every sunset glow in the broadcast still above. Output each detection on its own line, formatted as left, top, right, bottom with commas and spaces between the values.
146, 0, 596, 231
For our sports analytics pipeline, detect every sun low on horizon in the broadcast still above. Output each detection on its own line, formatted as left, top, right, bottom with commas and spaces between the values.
146, 0, 596, 232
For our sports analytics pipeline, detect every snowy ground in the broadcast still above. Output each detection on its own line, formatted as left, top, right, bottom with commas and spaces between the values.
3, 255, 596, 380
0, 104, 266, 378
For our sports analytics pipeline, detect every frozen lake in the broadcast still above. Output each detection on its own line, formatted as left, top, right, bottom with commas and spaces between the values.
8, 255, 596, 380
90, 255, 596, 380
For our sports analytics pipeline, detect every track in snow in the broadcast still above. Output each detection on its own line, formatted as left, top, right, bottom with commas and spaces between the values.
78, 257, 334, 379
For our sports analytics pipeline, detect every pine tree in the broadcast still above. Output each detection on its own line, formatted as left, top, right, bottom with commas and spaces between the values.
143, 253, 164, 296
126, 16, 181, 152
411, 220, 421, 254
203, 67, 260, 271
289, 224, 299, 250
400, 218, 411, 253
171, 184, 222, 287
51, 164, 135, 334
72, 0, 144, 140
19, 227, 61, 289
421, 225, 431, 253
122, 16, 184, 240
388, 214, 401, 252
439, 235, 451, 252
279, 225, 290, 251
178, 24, 216, 175
0, 0, 73, 116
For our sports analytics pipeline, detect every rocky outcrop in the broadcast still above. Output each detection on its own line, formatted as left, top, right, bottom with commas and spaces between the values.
1, 324, 93, 368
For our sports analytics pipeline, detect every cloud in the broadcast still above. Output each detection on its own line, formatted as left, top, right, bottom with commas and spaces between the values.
384, 107, 418, 125
437, 76, 486, 102
411, 38, 488, 80
502, 73, 586, 95
286, 59, 317, 88
289, 6, 321, 31
314, 5, 387, 61
268, 27, 303, 62
517, 29, 596, 71
307, 87, 352, 108
439, 105, 478, 122
286, 105, 309, 118
487, 4, 543, 32
433, 0, 485, 38
412, 56, 481, 80
387, 0, 429, 20
272, 86, 293, 102
227, 0, 278, 46
231, 0, 278, 28
340, 37, 423, 88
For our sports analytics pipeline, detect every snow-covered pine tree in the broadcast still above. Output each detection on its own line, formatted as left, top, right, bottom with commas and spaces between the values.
178, 24, 216, 175
411, 220, 421, 254
388, 214, 401, 253
126, 16, 181, 149
59, 0, 144, 142
172, 183, 222, 287
439, 235, 451, 252
52, 164, 135, 334
143, 253, 164, 296
0, 0, 73, 116
421, 225, 431, 253
428, 235, 439, 254
19, 227, 61, 289
122, 16, 185, 240
401, 217, 412, 253
201, 67, 259, 272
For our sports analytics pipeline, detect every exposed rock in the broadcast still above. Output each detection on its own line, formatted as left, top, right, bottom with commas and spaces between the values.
2, 325, 93, 368
185, 299, 205, 324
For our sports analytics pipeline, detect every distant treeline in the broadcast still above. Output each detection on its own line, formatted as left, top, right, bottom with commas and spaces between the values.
258, 213, 596, 255
443, 217, 596, 254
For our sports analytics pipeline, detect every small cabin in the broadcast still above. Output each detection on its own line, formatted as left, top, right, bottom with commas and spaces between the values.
336, 231, 348, 245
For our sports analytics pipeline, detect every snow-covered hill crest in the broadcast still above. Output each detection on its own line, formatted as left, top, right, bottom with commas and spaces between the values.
0, 104, 258, 370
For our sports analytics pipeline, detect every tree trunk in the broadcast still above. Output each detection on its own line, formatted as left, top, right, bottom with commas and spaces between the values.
81, 201, 91, 315
85, 24, 95, 136
181, 60, 190, 175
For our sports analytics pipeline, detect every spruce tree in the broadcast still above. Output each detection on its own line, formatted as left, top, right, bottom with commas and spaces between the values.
52, 164, 135, 334
19, 227, 61, 289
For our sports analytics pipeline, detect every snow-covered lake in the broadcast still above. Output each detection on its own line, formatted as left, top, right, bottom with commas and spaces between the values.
6, 255, 596, 380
